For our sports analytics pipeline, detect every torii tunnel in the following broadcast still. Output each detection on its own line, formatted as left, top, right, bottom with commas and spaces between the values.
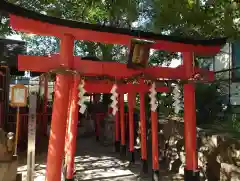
1, 1, 226, 181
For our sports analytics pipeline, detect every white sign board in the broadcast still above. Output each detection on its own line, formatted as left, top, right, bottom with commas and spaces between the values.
27, 94, 37, 181
11, 84, 27, 107
13, 88, 26, 103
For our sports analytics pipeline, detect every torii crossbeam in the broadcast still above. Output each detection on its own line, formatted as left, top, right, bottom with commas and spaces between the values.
18, 55, 214, 81
84, 80, 169, 93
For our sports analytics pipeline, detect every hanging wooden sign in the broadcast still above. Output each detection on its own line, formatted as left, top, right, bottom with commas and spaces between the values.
11, 84, 28, 156
10, 84, 28, 107
127, 38, 154, 69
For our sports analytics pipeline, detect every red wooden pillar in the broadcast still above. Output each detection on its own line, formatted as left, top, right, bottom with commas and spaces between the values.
128, 92, 135, 163
65, 75, 80, 180
140, 88, 148, 173
183, 52, 199, 181
119, 93, 126, 157
45, 34, 74, 181
114, 95, 120, 152
64, 78, 74, 175
65, 84, 73, 158
151, 110, 159, 180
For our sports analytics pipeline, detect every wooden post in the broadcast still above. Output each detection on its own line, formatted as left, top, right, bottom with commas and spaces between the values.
183, 52, 199, 181
140, 87, 148, 173
128, 92, 135, 163
65, 81, 74, 158
115, 95, 120, 152
45, 34, 74, 181
119, 93, 126, 157
65, 75, 80, 181
151, 111, 159, 180
14, 107, 20, 155
64, 79, 73, 177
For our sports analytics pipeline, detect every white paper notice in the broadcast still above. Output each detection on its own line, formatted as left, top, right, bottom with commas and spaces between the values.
14, 88, 25, 103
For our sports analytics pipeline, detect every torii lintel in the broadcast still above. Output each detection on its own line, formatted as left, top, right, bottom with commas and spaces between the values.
18, 55, 214, 81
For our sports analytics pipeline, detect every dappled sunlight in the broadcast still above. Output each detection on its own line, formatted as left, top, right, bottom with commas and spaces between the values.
74, 154, 135, 180
16, 136, 184, 181
74, 155, 115, 163
77, 168, 135, 180
72, 138, 139, 180
48, 144, 57, 157
75, 156, 129, 171
18, 164, 46, 181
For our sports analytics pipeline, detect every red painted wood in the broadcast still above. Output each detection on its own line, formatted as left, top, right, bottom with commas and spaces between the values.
139, 79, 147, 161
119, 94, 125, 146
151, 111, 159, 170
183, 52, 198, 171
115, 110, 120, 142
140, 90, 147, 160
84, 81, 169, 93
18, 55, 59, 72
18, 55, 214, 81
46, 35, 73, 181
46, 75, 71, 181
66, 75, 80, 179
128, 92, 135, 152
10, 14, 221, 55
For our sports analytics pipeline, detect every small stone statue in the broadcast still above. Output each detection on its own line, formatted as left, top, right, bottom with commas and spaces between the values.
6, 132, 14, 153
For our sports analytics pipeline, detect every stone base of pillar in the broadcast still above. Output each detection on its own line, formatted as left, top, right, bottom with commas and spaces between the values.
120, 144, 126, 157
129, 151, 135, 163
65, 179, 74, 181
141, 159, 148, 173
115, 141, 120, 152
152, 170, 159, 181
184, 169, 200, 181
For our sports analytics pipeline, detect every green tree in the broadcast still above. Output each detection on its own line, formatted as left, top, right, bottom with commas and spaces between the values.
151, 0, 240, 38
2, 0, 142, 112
2, 0, 238, 121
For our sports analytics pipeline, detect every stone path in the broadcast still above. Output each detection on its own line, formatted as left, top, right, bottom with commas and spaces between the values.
17, 137, 183, 181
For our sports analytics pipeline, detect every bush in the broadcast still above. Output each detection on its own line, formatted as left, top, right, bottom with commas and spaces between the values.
195, 83, 227, 125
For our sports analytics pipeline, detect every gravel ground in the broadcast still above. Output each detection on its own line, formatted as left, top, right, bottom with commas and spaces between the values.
17, 137, 183, 181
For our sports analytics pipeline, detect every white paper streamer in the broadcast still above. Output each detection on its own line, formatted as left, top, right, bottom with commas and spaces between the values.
149, 82, 158, 112
110, 84, 118, 115
173, 84, 181, 114
78, 79, 87, 114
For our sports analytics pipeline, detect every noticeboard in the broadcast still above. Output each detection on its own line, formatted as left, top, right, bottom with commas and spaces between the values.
10, 84, 28, 107
127, 38, 154, 69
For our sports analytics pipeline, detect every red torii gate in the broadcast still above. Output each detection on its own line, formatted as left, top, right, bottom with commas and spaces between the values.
73, 80, 170, 173
1, 2, 226, 181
